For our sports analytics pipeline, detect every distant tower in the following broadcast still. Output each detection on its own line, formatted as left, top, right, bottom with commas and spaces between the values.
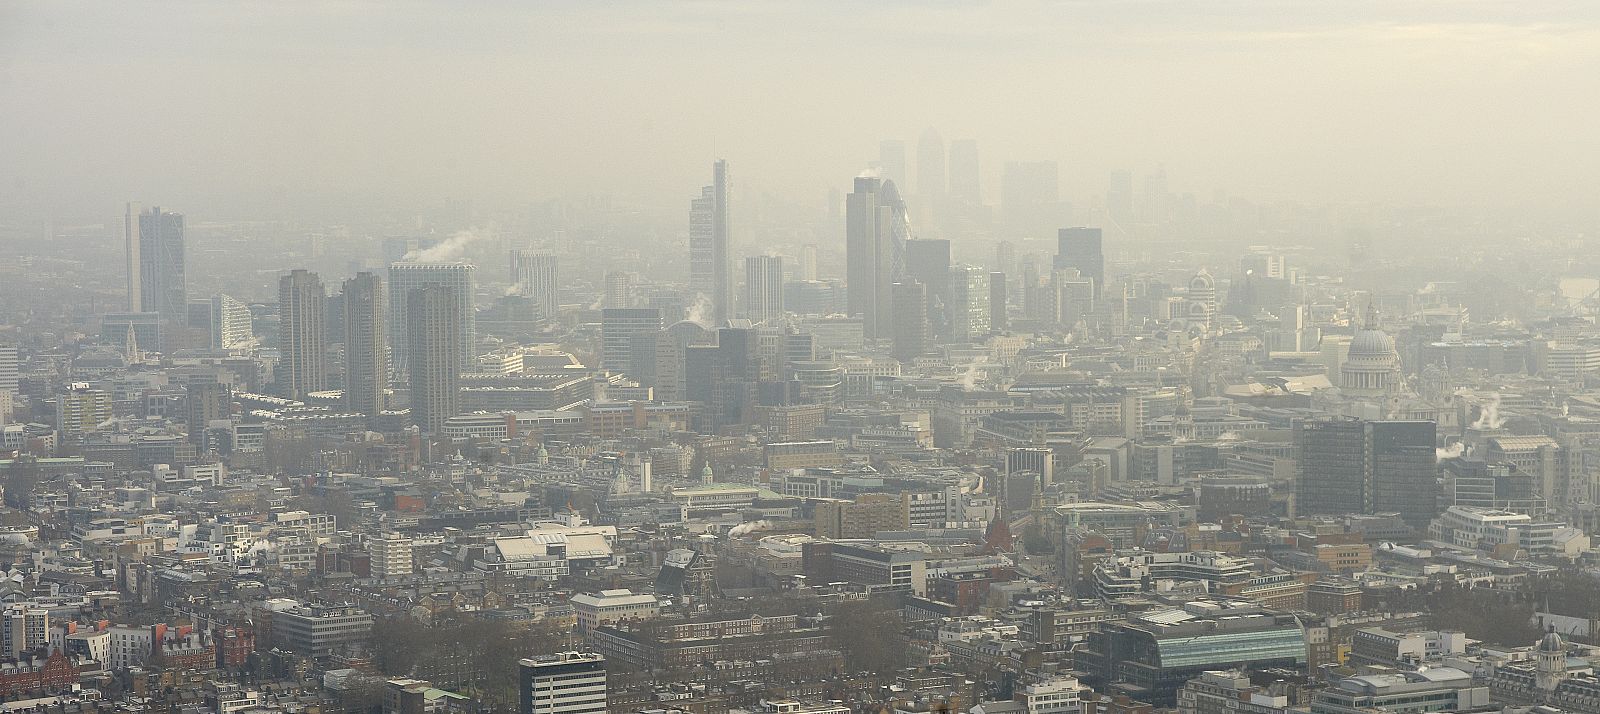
123, 202, 142, 312
800, 244, 819, 282
947, 266, 991, 343
1187, 269, 1216, 328
511, 250, 559, 321
846, 175, 909, 339
407, 284, 463, 434
891, 281, 929, 362
688, 160, 733, 324
387, 262, 476, 375
138, 206, 187, 325
1055, 227, 1105, 296
278, 270, 328, 400
600, 308, 664, 374
742, 255, 784, 322
342, 272, 389, 422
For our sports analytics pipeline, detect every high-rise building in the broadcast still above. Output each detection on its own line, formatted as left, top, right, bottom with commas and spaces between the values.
519, 652, 606, 714
948, 267, 991, 343
603, 271, 633, 309
890, 281, 929, 363
906, 239, 952, 339
138, 206, 187, 324
948, 139, 980, 204
342, 272, 389, 422
1107, 170, 1134, 227
742, 255, 784, 322
278, 270, 328, 400
601, 308, 665, 374
1055, 227, 1105, 295
0, 344, 17, 395
800, 244, 819, 282
407, 285, 463, 434
368, 533, 414, 580
511, 250, 559, 320
56, 384, 113, 439
209, 294, 254, 349
185, 378, 231, 447
123, 202, 141, 312
688, 160, 732, 324
388, 262, 476, 374
989, 271, 1008, 331
877, 140, 907, 189
916, 127, 946, 201
1296, 417, 1439, 528
845, 175, 909, 339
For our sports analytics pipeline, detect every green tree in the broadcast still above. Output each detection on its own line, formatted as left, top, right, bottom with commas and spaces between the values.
827, 600, 908, 674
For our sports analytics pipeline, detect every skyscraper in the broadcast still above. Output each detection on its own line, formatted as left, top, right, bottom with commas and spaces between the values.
519, 653, 606, 714
905, 239, 952, 339
510, 250, 559, 321
407, 284, 462, 434
138, 206, 187, 324
342, 272, 389, 422
278, 270, 327, 400
948, 139, 980, 204
1055, 227, 1105, 296
989, 271, 1008, 331
742, 255, 784, 322
603, 271, 634, 309
947, 266, 991, 343
891, 281, 929, 362
800, 244, 818, 282
185, 378, 231, 446
916, 127, 946, 201
387, 262, 476, 374
845, 175, 909, 339
877, 140, 907, 189
601, 308, 665, 374
209, 294, 254, 349
688, 160, 732, 324
123, 202, 141, 312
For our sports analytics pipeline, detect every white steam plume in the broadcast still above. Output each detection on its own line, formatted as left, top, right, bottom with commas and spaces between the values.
728, 520, 772, 537
405, 228, 487, 263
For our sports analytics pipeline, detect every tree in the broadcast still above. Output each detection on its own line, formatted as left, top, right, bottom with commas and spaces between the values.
827, 600, 908, 674
2, 456, 41, 510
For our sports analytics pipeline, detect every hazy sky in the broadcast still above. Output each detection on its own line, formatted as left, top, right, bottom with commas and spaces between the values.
3, 1, 1597, 220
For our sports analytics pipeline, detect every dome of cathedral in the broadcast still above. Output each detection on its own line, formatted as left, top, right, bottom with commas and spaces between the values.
1539, 630, 1567, 654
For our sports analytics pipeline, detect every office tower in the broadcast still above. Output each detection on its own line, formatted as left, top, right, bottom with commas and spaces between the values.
511, 250, 559, 320
186, 379, 231, 446
916, 127, 945, 201
0, 344, 16, 395
387, 262, 476, 373
1296, 417, 1439, 529
1051, 269, 1096, 327
654, 321, 714, 401
1055, 227, 1105, 295
208, 294, 254, 349
601, 308, 665, 373
1107, 170, 1134, 226
603, 271, 633, 309
138, 206, 187, 323
368, 533, 414, 580
1001, 161, 1060, 234
56, 384, 113, 439
947, 267, 991, 343
278, 270, 327, 400
948, 139, 980, 204
989, 272, 1008, 331
846, 176, 909, 339
877, 140, 907, 189
688, 160, 733, 324
123, 203, 141, 312
407, 285, 463, 434
800, 244, 818, 281
519, 652, 606, 714
995, 240, 1018, 278
1006, 447, 1055, 485
891, 281, 929, 362
342, 272, 389, 421
742, 255, 784, 322
905, 239, 952, 338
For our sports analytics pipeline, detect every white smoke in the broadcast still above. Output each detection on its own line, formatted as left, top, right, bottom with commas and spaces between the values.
727, 520, 772, 537
956, 357, 989, 390
683, 294, 713, 326
1437, 442, 1466, 460
405, 228, 487, 263
1471, 393, 1505, 430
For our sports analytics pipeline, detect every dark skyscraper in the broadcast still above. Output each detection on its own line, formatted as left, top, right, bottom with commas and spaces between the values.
138, 206, 187, 324
407, 284, 462, 434
891, 281, 929, 362
185, 378, 231, 447
1296, 417, 1367, 517
342, 272, 389, 422
906, 239, 952, 340
1055, 227, 1105, 295
845, 175, 908, 339
1369, 420, 1440, 529
601, 308, 665, 373
689, 159, 733, 325
278, 269, 327, 400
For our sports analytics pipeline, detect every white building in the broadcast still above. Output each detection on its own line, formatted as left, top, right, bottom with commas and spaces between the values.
1019, 675, 1083, 714
570, 589, 660, 631
369, 533, 415, 580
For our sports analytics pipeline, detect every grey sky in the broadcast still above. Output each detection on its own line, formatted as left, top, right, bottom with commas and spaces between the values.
2, 1, 1597, 219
